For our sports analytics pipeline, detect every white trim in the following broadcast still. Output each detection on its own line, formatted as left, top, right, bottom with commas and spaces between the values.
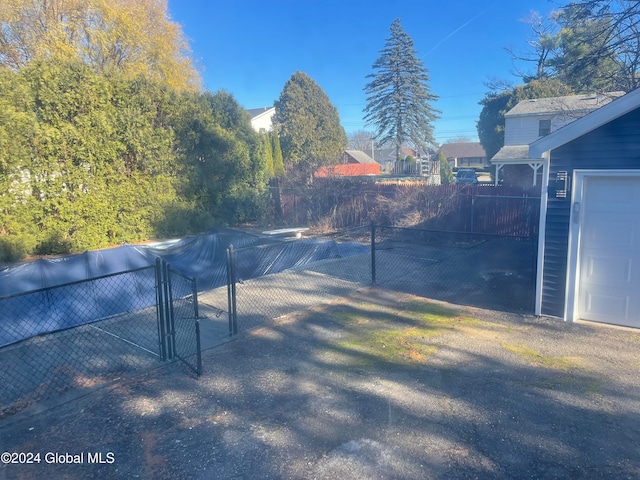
494, 164, 503, 186
565, 169, 640, 322
528, 162, 543, 187
534, 151, 550, 316
491, 157, 543, 165
529, 88, 640, 158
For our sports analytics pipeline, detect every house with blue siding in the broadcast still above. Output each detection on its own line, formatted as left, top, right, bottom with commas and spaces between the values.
529, 88, 640, 329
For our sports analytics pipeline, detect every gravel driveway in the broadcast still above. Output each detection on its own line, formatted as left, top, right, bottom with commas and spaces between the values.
1, 287, 639, 479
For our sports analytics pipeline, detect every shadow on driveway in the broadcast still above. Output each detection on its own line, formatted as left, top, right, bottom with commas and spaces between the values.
1, 287, 639, 479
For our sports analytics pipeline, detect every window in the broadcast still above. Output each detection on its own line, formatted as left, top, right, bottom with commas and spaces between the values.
538, 119, 551, 137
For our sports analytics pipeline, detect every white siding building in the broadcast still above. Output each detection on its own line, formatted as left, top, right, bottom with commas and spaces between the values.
247, 107, 275, 133
492, 92, 625, 186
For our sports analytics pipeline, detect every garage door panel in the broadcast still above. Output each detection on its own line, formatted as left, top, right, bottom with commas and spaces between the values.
586, 177, 640, 214
581, 213, 636, 248
578, 175, 640, 328
581, 286, 630, 321
581, 254, 633, 286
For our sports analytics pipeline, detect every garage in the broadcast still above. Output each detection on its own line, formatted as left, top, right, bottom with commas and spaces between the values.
576, 174, 640, 327
529, 87, 640, 327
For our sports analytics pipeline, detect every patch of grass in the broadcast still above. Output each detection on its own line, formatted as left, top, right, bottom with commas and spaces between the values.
502, 343, 582, 370
337, 326, 439, 366
330, 298, 482, 367
404, 300, 485, 327
517, 377, 603, 395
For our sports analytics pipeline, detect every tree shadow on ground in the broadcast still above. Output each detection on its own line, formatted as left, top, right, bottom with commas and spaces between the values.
3, 288, 639, 479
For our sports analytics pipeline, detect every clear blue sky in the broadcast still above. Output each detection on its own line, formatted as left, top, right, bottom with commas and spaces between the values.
167, 0, 558, 145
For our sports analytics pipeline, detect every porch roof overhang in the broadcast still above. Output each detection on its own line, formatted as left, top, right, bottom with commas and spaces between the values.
490, 145, 545, 187
490, 145, 544, 165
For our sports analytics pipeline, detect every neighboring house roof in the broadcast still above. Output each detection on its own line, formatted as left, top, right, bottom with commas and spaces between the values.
399, 147, 417, 158
247, 107, 275, 118
375, 148, 395, 162
529, 88, 640, 158
247, 107, 275, 132
506, 91, 625, 117
492, 145, 535, 163
492, 91, 628, 171
437, 142, 486, 159
343, 150, 375, 164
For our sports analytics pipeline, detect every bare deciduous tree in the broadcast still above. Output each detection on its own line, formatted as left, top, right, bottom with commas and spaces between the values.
347, 130, 376, 154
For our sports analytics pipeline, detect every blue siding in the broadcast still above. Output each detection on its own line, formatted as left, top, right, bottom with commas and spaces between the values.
542, 107, 640, 318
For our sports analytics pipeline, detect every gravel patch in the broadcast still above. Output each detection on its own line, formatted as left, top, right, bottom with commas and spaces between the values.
1, 287, 639, 479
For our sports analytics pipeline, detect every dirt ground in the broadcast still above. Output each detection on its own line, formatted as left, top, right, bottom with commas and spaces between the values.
1, 287, 639, 480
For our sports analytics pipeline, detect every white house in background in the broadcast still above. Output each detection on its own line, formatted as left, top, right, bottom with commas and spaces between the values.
247, 107, 275, 133
491, 91, 625, 187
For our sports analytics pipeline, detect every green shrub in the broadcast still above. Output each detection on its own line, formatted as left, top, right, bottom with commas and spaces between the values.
35, 231, 73, 256
0, 234, 37, 264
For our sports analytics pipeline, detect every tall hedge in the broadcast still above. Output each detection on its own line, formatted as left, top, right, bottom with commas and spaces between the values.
0, 60, 269, 262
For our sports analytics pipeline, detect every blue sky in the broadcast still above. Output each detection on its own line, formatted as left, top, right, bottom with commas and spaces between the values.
167, 0, 559, 145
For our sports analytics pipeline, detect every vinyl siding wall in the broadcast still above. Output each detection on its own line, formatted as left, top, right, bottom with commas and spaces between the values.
541, 107, 640, 317
505, 115, 582, 146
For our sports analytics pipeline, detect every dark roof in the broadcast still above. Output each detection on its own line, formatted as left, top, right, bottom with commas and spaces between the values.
437, 142, 486, 159
529, 88, 640, 158
506, 92, 625, 117
246, 107, 274, 118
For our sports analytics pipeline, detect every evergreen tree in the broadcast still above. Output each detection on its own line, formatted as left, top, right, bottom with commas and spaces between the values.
0, 60, 271, 261
363, 19, 440, 158
551, 3, 620, 92
263, 133, 275, 178
272, 71, 346, 180
437, 152, 454, 184
271, 132, 285, 177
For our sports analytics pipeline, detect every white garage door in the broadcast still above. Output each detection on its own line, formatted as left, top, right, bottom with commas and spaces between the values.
578, 175, 640, 327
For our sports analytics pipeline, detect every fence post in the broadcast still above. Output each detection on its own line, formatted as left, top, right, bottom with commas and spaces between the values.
192, 277, 202, 376
155, 258, 167, 361
471, 195, 475, 233
226, 245, 238, 336
371, 221, 376, 285
163, 260, 175, 360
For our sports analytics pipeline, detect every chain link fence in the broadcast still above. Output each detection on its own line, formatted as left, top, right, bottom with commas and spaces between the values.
223, 225, 537, 337
0, 262, 201, 419
225, 226, 372, 333
372, 226, 537, 313
1, 224, 536, 418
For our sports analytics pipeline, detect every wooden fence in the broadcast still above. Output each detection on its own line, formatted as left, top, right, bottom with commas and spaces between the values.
279, 182, 541, 237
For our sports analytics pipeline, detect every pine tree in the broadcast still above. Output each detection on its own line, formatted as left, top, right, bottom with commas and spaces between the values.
263, 133, 275, 178
364, 19, 440, 157
271, 132, 285, 177
273, 71, 346, 178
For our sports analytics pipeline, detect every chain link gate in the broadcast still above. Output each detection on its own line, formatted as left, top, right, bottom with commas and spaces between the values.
156, 259, 202, 375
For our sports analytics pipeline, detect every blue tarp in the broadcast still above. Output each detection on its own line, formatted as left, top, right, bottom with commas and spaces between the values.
0, 228, 262, 297
0, 228, 368, 347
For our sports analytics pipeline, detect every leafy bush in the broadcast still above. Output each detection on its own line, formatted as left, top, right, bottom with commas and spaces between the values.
0, 235, 37, 264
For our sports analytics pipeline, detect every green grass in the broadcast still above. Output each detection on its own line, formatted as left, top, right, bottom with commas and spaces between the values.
516, 377, 603, 396
330, 298, 479, 366
502, 343, 582, 370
